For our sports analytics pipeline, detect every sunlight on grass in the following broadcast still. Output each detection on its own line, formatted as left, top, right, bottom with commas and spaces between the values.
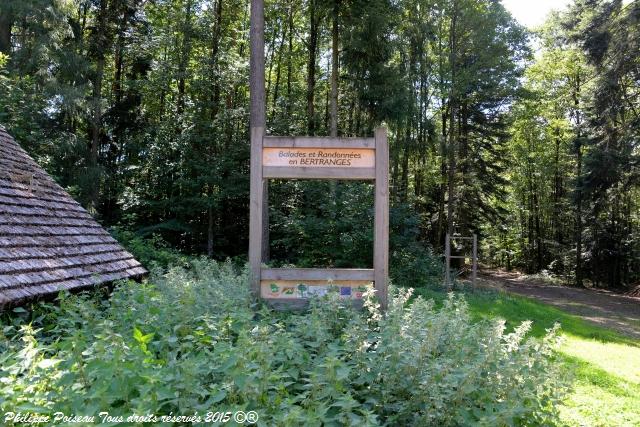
562, 336, 640, 384
559, 382, 640, 427
558, 349, 640, 427
412, 286, 640, 426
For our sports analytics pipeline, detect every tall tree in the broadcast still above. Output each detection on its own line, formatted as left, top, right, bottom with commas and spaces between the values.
329, 0, 340, 137
306, 0, 320, 135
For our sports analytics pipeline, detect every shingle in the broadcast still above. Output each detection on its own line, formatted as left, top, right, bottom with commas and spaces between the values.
0, 125, 146, 306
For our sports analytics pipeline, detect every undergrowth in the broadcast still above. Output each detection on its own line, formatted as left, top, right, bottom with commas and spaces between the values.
0, 259, 566, 426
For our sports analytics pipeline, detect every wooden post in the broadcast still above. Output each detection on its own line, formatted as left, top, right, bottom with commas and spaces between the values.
249, 0, 265, 299
374, 127, 389, 310
249, 127, 264, 299
472, 233, 478, 286
250, 0, 265, 129
445, 233, 451, 286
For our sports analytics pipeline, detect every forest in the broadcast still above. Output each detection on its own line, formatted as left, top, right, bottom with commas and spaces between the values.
1, 1, 640, 426
0, 0, 638, 288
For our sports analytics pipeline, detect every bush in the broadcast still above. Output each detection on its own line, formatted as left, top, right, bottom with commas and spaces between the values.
111, 227, 189, 270
390, 242, 443, 288
0, 259, 565, 426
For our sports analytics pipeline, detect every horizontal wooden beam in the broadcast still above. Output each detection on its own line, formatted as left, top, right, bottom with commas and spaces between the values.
263, 166, 376, 180
449, 236, 475, 240
448, 256, 470, 259
265, 298, 364, 311
263, 136, 375, 149
261, 268, 375, 281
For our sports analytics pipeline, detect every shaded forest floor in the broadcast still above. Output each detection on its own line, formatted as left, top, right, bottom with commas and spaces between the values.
477, 269, 640, 340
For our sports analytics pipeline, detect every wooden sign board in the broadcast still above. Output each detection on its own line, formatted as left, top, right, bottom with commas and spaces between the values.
249, 128, 389, 310
261, 281, 373, 300
263, 148, 375, 168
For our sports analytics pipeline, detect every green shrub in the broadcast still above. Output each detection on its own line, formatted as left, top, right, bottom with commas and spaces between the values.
390, 242, 443, 288
0, 259, 565, 426
111, 227, 189, 269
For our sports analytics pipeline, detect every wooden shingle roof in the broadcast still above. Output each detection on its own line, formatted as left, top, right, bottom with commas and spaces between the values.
0, 125, 146, 306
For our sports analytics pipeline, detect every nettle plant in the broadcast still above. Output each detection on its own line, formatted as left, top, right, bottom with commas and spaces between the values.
0, 259, 565, 426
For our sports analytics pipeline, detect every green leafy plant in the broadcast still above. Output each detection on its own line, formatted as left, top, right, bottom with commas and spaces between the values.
0, 259, 565, 426
110, 227, 188, 270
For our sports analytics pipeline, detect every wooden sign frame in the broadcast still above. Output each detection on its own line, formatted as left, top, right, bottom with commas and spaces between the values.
249, 127, 389, 310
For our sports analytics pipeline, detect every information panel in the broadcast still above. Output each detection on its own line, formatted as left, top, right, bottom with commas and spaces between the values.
261, 281, 373, 300
263, 148, 375, 168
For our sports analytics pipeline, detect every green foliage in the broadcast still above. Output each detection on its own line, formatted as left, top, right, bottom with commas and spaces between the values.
1, 0, 635, 289
413, 285, 640, 426
390, 242, 442, 289
110, 227, 188, 270
562, 0, 640, 288
0, 259, 564, 426
486, 1, 640, 288
269, 181, 375, 268
269, 183, 442, 287
389, 204, 443, 287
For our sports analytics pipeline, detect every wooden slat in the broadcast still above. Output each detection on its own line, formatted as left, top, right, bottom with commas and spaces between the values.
0, 251, 136, 275
0, 258, 143, 289
449, 236, 475, 240
374, 127, 389, 310
0, 266, 147, 305
265, 298, 310, 311
445, 233, 451, 285
0, 234, 117, 249
0, 244, 125, 261
263, 136, 375, 149
261, 268, 374, 281
472, 234, 478, 285
265, 298, 364, 311
263, 166, 375, 180
448, 255, 469, 259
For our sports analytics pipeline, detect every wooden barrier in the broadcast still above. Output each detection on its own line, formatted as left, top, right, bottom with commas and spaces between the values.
444, 233, 478, 287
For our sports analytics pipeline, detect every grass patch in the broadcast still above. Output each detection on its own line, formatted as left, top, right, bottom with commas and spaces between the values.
413, 286, 640, 426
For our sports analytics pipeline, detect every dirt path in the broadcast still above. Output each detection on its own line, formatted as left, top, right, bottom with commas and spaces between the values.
477, 269, 640, 340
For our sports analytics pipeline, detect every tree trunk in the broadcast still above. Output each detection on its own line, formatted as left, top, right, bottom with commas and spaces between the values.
271, 17, 286, 116
574, 73, 584, 287
285, 3, 294, 120
249, 0, 268, 262
400, 129, 410, 203
0, 9, 13, 55
553, 128, 562, 244
527, 170, 535, 272
207, 206, 214, 257
104, 7, 130, 224
306, 0, 318, 135
88, 0, 110, 214
210, 0, 223, 121
207, 0, 223, 257
177, 0, 193, 117
89, 56, 104, 213
445, 5, 457, 236
330, 0, 339, 137
533, 181, 543, 270
435, 11, 447, 245
265, 23, 278, 108
324, 60, 330, 130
